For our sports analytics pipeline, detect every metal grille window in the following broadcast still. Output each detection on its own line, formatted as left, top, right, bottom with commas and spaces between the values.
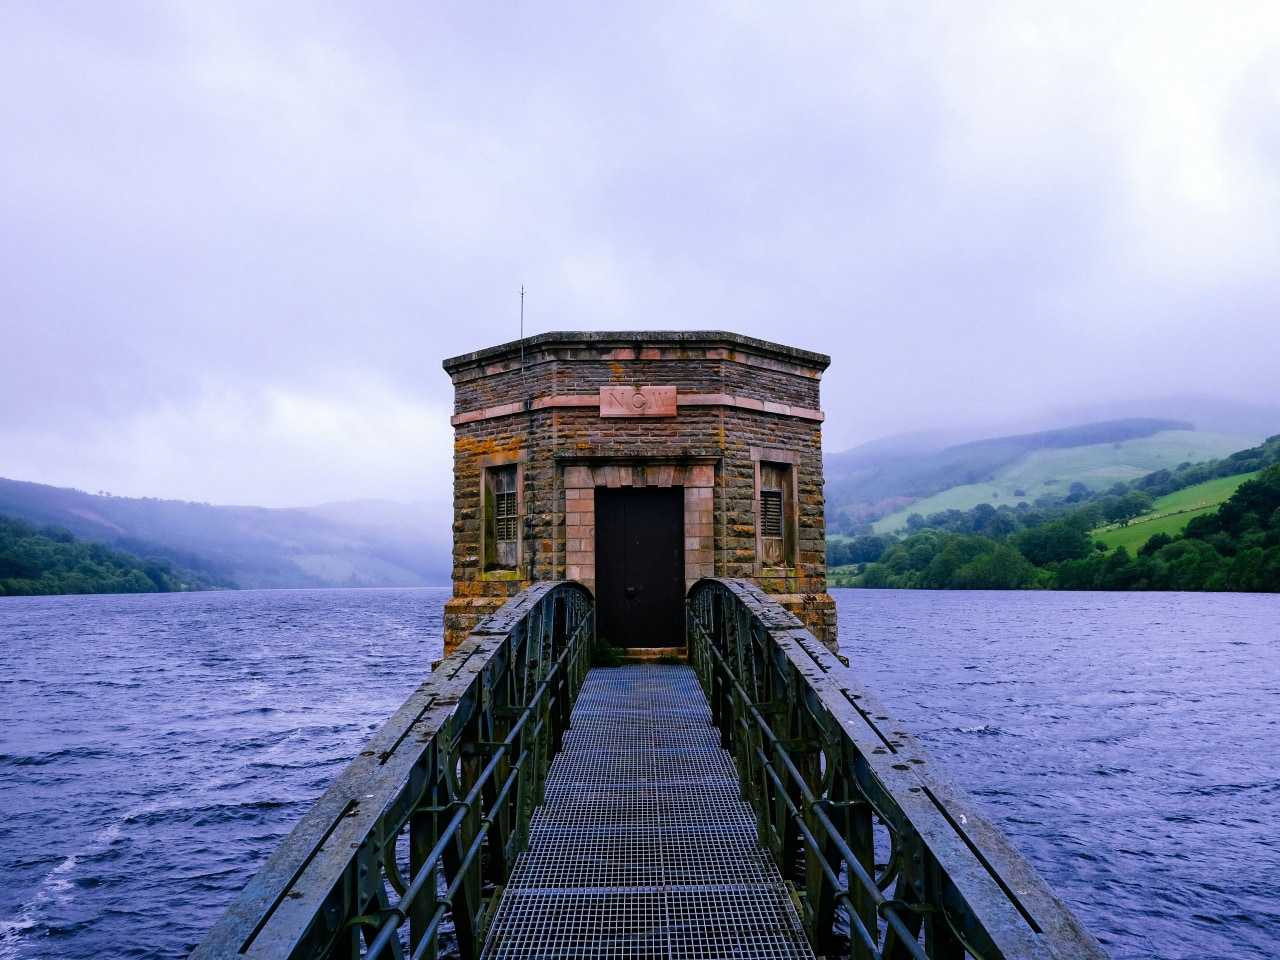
758, 460, 794, 568
760, 490, 784, 538
495, 490, 519, 542
485, 464, 519, 570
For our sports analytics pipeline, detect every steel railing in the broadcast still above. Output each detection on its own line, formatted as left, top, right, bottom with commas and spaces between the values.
193, 581, 594, 960
687, 578, 1107, 960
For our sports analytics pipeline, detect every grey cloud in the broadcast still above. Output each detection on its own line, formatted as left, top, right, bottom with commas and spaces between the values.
2, 2, 1277, 506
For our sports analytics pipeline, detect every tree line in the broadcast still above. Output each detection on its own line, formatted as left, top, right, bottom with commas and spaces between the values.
830, 438, 1280, 593
0, 514, 224, 596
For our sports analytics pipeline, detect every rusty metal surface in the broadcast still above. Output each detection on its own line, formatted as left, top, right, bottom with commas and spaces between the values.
191, 581, 594, 960
687, 578, 1109, 960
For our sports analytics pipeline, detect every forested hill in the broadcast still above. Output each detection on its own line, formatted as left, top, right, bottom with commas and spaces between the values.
0, 478, 451, 589
0, 515, 224, 596
824, 417, 1248, 531
839, 440, 1280, 593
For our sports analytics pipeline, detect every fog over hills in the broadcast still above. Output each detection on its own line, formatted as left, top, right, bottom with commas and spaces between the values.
3, 400, 1277, 587
0, 479, 450, 589
838, 397, 1280, 461
1040, 396, 1280, 443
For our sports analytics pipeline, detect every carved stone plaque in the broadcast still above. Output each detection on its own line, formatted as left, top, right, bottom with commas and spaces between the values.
599, 385, 678, 418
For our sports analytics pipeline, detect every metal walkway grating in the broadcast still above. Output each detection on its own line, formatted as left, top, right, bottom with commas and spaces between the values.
481, 665, 815, 959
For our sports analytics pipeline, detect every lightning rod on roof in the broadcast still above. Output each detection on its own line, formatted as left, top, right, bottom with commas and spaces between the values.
520, 285, 527, 403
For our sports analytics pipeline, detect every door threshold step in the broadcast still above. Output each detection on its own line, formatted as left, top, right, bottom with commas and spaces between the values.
619, 647, 688, 663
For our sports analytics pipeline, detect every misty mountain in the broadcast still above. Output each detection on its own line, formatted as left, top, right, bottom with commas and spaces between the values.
824, 418, 1209, 528
1038, 396, 1280, 442
7, 408, 1274, 587
0, 479, 450, 589
825, 428, 963, 464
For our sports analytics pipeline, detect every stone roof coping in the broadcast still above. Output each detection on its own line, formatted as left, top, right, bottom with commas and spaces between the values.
442, 330, 831, 373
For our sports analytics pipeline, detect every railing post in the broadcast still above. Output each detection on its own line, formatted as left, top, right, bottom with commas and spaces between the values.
882, 832, 926, 960
483, 673, 512, 891
923, 858, 967, 960
552, 596, 571, 752
846, 780, 879, 960
410, 749, 447, 960
514, 616, 541, 855
445, 736, 482, 959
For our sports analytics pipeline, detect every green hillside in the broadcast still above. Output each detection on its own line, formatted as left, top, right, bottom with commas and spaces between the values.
826, 418, 1193, 530
871, 430, 1252, 534
847, 463, 1280, 593
0, 514, 223, 596
1094, 472, 1259, 553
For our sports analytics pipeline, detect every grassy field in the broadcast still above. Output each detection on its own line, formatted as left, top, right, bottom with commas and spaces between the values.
828, 563, 860, 587
1146, 472, 1259, 513
872, 430, 1252, 533
1093, 471, 1259, 553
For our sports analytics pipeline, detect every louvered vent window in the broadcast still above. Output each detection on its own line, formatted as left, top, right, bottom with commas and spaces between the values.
495, 490, 519, 541
761, 490, 784, 538
758, 460, 794, 568
485, 464, 519, 571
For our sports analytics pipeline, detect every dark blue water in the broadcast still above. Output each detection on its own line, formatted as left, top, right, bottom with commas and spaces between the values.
0, 588, 1276, 959
836, 589, 1280, 960
0, 589, 447, 960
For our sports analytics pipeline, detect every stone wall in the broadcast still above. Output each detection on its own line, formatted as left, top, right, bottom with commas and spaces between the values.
442, 332, 837, 654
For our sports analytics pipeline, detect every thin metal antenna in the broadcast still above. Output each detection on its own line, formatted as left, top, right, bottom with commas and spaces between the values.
519, 285, 526, 396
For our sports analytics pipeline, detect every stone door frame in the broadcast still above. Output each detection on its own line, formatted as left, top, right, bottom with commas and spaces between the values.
560, 457, 717, 597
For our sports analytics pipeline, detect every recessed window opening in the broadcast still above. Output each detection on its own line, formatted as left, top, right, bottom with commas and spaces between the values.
485, 464, 519, 571
758, 461, 795, 567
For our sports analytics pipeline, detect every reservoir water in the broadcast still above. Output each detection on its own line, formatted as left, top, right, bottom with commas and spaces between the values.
0, 587, 1276, 959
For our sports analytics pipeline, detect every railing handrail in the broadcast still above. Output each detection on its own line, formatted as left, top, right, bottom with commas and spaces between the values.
193, 580, 594, 960
686, 577, 1106, 960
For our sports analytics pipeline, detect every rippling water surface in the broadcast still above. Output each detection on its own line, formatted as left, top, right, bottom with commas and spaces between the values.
0, 587, 1276, 959
834, 589, 1280, 960
0, 589, 446, 960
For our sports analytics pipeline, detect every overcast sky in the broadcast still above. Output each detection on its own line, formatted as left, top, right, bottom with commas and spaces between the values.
3, 2, 1278, 509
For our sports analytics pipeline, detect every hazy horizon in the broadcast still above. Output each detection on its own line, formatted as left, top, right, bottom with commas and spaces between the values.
5, 4, 1279, 509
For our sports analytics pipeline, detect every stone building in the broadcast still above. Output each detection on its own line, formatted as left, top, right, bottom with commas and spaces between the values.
441, 331, 836, 655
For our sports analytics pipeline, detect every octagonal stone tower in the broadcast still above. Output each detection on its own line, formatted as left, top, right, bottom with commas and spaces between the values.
442, 331, 836, 655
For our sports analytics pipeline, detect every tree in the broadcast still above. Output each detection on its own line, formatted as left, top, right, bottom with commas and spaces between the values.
1105, 491, 1153, 526
1156, 540, 1224, 590
920, 536, 992, 588
1015, 519, 1092, 566
849, 535, 891, 563
1139, 532, 1173, 557
1054, 555, 1102, 589
122, 570, 155, 593
952, 544, 1040, 589
1097, 547, 1141, 589
1066, 481, 1090, 503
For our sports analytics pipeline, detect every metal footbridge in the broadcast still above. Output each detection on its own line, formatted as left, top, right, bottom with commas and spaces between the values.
194, 580, 1106, 960
484, 664, 813, 958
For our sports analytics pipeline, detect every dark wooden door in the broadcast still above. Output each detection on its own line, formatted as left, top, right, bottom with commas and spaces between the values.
595, 487, 685, 648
